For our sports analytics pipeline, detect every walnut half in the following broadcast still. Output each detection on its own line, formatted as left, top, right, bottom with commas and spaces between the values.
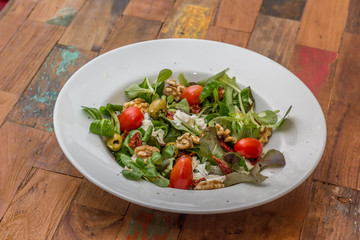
176, 133, 200, 150
123, 98, 149, 113
134, 145, 160, 161
163, 79, 186, 101
215, 123, 235, 143
259, 127, 272, 144
194, 180, 225, 190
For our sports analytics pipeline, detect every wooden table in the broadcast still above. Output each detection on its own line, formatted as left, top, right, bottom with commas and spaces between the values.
0, 0, 359, 239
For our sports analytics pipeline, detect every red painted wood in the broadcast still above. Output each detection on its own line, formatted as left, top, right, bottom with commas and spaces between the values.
0, 0, 8, 11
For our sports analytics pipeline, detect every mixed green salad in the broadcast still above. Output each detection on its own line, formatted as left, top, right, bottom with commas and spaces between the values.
82, 69, 291, 190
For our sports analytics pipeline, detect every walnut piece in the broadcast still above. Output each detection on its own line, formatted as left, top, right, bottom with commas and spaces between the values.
194, 179, 225, 190
134, 145, 160, 161
176, 133, 200, 150
163, 79, 186, 101
123, 98, 149, 113
259, 127, 272, 144
215, 123, 235, 143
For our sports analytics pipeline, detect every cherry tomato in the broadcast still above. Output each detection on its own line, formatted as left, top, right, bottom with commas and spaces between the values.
170, 156, 193, 189
181, 85, 203, 106
118, 107, 144, 131
234, 138, 263, 159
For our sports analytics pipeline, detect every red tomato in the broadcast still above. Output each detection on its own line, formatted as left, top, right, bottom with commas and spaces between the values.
118, 107, 144, 131
170, 156, 193, 189
181, 85, 203, 106
234, 138, 263, 159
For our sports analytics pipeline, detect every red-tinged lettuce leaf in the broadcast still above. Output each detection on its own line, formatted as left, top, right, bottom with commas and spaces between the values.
199, 127, 224, 163
258, 149, 286, 170
223, 164, 267, 187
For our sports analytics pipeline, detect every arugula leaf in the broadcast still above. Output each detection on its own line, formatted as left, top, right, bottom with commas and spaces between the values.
224, 86, 235, 113
218, 100, 229, 116
223, 164, 267, 186
199, 78, 221, 102
89, 119, 114, 137
199, 127, 224, 163
81, 106, 102, 120
218, 74, 241, 93
178, 73, 189, 87
197, 68, 229, 86
240, 87, 255, 113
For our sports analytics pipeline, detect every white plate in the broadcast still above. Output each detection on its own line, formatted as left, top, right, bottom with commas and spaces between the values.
54, 39, 326, 214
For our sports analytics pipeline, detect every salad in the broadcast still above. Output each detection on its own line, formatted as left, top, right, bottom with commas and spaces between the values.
82, 69, 291, 190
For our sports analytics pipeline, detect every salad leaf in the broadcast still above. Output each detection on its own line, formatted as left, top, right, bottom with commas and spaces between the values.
162, 144, 176, 158
106, 103, 123, 112
199, 127, 224, 162
153, 69, 172, 95
224, 86, 235, 113
145, 154, 157, 178
151, 151, 163, 165
142, 125, 153, 142
218, 74, 241, 93
266, 105, 292, 128
163, 126, 181, 143
174, 98, 190, 113
178, 73, 189, 87
123, 130, 141, 155
122, 169, 142, 181
89, 119, 114, 137
197, 68, 229, 86
240, 87, 255, 113
255, 110, 278, 125
223, 152, 248, 172
153, 176, 170, 187
258, 149, 286, 170
99, 106, 120, 133
199, 78, 221, 102
125, 83, 153, 99
81, 106, 102, 120
218, 100, 229, 116
223, 164, 267, 186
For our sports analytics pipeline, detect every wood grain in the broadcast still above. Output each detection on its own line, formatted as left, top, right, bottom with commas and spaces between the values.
100, 15, 162, 54
296, 0, 350, 52
0, 0, 38, 51
0, 20, 64, 95
215, 0, 262, 32
116, 204, 180, 240
123, 0, 174, 22
53, 203, 124, 240
0, 122, 50, 220
247, 14, 299, 67
59, 0, 129, 52
178, 179, 312, 240
0, 168, 81, 239
204, 26, 250, 47
314, 101, 360, 190
0, 91, 19, 125
29, 0, 86, 26
158, 0, 219, 39
288, 45, 337, 111
260, 0, 307, 20
331, 33, 360, 104
7, 44, 97, 132
74, 180, 129, 215
345, 0, 360, 34
301, 181, 360, 239
32, 133, 82, 178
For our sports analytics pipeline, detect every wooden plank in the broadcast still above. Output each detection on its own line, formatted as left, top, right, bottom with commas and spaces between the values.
32, 133, 82, 178
0, 0, 38, 52
204, 26, 250, 48
0, 90, 19, 125
178, 178, 312, 239
247, 14, 299, 67
28, 0, 86, 26
0, 122, 50, 219
116, 204, 180, 240
0, 168, 81, 239
260, 0, 307, 20
59, 0, 130, 52
7, 44, 97, 132
0, 20, 64, 95
301, 181, 360, 239
296, 0, 349, 52
158, 0, 219, 39
215, 0, 262, 32
331, 33, 360, 104
53, 203, 124, 240
345, 0, 360, 34
288, 45, 337, 112
314, 101, 360, 190
100, 15, 162, 54
74, 179, 129, 215
123, 0, 175, 22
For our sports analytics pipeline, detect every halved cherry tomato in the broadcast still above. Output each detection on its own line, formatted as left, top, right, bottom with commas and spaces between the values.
234, 138, 263, 159
118, 107, 144, 131
170, 156, 193, 189
181, 85, 203, 106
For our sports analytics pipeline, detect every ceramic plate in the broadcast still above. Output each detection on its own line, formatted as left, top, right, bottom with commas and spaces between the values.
54, 39, 326, 214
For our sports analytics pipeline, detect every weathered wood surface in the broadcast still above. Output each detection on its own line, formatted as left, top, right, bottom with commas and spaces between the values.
0, 0, 359, 239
